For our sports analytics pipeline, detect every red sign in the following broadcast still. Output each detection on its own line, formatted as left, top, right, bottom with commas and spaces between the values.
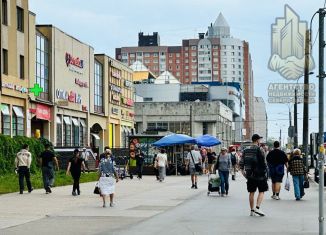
65, 53, 84, 68
36, 104, 51, 120
126, 98, 134, 106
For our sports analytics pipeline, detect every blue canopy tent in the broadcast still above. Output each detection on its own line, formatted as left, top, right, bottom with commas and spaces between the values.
153, 134, 196, 147
153, 134, 196, 176
195, 134, 222, 147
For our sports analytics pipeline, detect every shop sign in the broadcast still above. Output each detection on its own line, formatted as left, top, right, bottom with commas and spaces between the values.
112, 70, 121, 79
75, 78, 88, 88
112, 107, 119, 115
112, 94, 120, 102
36, 104, 51, 120
2, 82, 28, 93
56, 89, 82, 104
129, 112, 135, 117
65, 52, 84, 69
110, 84, 121, 93
124, 80, 133, 88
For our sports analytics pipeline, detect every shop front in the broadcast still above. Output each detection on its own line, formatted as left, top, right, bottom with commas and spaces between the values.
89, 114, 107, 156
29, 103, 52, 139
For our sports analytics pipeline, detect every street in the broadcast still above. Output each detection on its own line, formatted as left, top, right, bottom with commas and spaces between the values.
0, 174, 323, 235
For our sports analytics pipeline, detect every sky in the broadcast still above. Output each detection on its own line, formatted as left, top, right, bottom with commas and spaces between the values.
29, 0, 326, 144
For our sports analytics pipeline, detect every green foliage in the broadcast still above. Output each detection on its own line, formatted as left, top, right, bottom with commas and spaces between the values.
0, 135, 47, 175
0, 170, 98, 194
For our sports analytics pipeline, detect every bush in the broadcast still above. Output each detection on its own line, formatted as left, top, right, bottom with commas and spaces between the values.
0, 135, 47, 174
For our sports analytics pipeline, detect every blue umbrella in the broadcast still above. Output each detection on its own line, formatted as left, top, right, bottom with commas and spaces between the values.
153, 134, 196, 147
195, 134, 222, 147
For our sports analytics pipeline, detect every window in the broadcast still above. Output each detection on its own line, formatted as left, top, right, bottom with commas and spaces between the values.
3, 49, 8, 75
63, 117, 71, 146
129, 53, 135, 58
12, 106, 24, 136
185, 53, 188, 57
56, 116, 62, 146
232, 45, 235, 49
36, 33, 49, 100
232, 64, 235, 69
137, 52, 142, 57
191, 52, 196, 56
1, 104, 10, 135
2, 0, 7, 25
19, 55, 24, 79
176, 53, 180, 57
169, 60, 172, 64
231, 52, 235, 56
191, 46, 197, 50
239, 65, 242, 69
153, 53, 158, 57
72, 119, 79, 146
176, 60, 180, 63
94, 60, 103, 113
144, 53, 150, 57
16, 7, 24, 32
144, 98, 153, 102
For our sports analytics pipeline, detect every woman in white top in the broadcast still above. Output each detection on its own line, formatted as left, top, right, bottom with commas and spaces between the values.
156, 149, 168, 182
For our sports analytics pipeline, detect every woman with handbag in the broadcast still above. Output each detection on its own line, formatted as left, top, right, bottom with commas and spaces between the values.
215, 147, 232, 197
288, 148, 306, 201
98, 151, 119, 207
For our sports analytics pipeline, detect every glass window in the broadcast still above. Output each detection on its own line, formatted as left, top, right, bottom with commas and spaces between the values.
63, 117, 71, 147
2, 49, 8, 75
16, 6, 24, 32
94, 60, 103, 113
56, 120, 62, 146
12, 107, 24, 136
36, 33, 49, 100
2, 0, 7, 25
72, 122, 79, 146
20, 55, 24, 79
1, 104, 10, 135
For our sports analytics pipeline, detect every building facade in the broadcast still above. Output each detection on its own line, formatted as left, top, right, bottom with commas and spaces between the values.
0, 0, 34, 137
253, 97, 268, 141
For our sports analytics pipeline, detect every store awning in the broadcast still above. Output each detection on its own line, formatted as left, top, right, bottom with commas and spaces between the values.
0, 104, 10, 116
80, 119, 86, 127
13, 106, 24, 118
56, 116, 62, 124
71, 118, 79, 126
91, 133, 100, 140
63, 116, 71, 125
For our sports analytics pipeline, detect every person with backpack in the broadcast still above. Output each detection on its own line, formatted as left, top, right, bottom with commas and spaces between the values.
215, 147, 232, 196
15, 144, 33, 194
230, 148, 238, 180
266, 141, 288, 200
239, 134, 268, 217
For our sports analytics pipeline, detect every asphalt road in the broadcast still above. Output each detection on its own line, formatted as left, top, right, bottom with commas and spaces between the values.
0, 173, 323, 235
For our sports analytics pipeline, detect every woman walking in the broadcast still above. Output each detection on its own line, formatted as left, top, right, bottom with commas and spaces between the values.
66, 149, 86, 196
98, 151, 119, 207
288, 148, 306, 201
215, 147, 232, 196
156, 149, 168, 182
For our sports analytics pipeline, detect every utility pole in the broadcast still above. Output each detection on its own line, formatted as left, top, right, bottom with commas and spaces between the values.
318, 8, 325, 235
189, 104, 193, 136
294, 87, 298, 148
302, 29, 310, 171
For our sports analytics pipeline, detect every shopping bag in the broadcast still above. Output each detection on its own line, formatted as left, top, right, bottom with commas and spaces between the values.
284, 175, 290, 191
93, 182, 100, 194
303, 177, 310, 188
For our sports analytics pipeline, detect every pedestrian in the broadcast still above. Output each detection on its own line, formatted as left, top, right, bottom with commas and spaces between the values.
66, 149, 86, 196
135, 149, 144, 179
288, 148, 306, 201
156, 149, 168, 182
239, 134, 268, 216
40, 143, 59, 194
81, 147, 90, 173
230, 148, 238, 181
200, 147, 208, 174
100, 146, 111, 161
98, 150, 119, 208
207, 148, 216, 174
15, 144, 33, 194
215, 147, 232, 196
266, 141, 288, 200
185, 145, 202, 189
153, 151, 160, 180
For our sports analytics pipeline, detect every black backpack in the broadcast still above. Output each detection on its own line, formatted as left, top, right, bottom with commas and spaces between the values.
231, 153, 237, 166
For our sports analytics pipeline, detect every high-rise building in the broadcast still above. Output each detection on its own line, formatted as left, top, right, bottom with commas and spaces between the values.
116, 13, 255, 140
253, 97, 268, 141
138, 32, 160, 47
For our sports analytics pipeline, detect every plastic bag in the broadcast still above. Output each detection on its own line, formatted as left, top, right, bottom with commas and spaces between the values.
284, 175, 290, 191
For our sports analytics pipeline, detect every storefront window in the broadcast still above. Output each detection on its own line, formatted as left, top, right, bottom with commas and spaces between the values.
1, 104, 10, 135
79, 119, 86, 147
56, 116, 62, 147
63, 116, 71, 146
72, 118, 79, 146
12, 106, 24, 136
36, 32, 49, 100
94, 60, 103, 113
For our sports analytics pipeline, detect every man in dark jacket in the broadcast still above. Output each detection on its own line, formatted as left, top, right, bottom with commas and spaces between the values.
239, 134, 268, 217
266, 141, 288, 200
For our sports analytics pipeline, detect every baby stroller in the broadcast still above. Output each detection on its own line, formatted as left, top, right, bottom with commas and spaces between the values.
115, 156, 133, 180
207, 174, 221, 196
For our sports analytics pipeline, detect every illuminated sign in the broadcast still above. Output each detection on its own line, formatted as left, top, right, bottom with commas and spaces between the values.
2, 82, 28, 93
75, 78, 88, 88
110, 84, 121, 93
65, 53, 84, 69
124, 80, 133, 87
112, 107, 119, 115
56, 89, 82, 104
112, 70, 121, 79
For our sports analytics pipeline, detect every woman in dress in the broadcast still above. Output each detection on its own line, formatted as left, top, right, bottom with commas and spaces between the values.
66, 149, 86, 196
98, 150, 119, 207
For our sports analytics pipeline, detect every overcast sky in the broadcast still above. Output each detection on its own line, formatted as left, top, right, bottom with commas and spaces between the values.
29, 0, 325, 143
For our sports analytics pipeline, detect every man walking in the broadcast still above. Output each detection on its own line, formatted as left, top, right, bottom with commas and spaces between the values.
15, 144, 33, 194
239, 134, 268, 216
40, 144, 59, 194
186, 145, 202, 189
81, 147, 90, 173
266, 141, 288, 200
230, 148, 238, 180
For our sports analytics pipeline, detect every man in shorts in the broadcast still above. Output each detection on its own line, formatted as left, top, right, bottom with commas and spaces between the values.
185, 145, 202, 189
239, 134, 268, 216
